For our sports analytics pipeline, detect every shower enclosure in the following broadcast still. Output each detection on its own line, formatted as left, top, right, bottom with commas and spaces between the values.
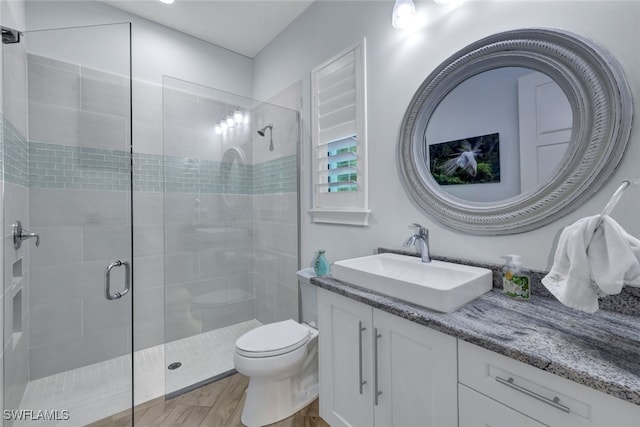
2, 23, 134, 425
1, 19, 300, 427
161, 77, 300, 395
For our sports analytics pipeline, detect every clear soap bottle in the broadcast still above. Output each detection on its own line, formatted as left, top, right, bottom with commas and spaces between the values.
502, 255, 531, 300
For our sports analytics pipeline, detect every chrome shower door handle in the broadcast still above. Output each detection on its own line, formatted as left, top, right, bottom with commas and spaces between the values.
105, 260, 131, 300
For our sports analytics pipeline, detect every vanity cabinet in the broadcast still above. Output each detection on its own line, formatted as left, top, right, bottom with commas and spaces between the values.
318, 288, 458, 427
458, 340, 640, 427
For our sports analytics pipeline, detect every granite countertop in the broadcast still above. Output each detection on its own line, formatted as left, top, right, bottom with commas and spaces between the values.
310, 275, 640, 406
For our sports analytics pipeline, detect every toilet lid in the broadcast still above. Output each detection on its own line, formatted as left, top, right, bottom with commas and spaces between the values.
236, 320, 311, 357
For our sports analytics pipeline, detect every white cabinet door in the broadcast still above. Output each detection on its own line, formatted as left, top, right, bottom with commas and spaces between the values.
459, 384, 547, 427
318, 288, 373, 427
374, 308, 458, 427
319, 289, 459, 427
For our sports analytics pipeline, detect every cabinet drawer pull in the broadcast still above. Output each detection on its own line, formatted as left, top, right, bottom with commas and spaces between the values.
358, 321, 367, 394
374, 328, 382, 406
495, 376, 571, 413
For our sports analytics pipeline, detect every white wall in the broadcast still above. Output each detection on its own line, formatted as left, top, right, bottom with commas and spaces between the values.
1, 1, 26, 32
25, 0, 252, 91
253, 0, 640, 271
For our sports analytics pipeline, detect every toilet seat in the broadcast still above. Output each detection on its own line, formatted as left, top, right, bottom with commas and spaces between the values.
236, 320, 311, 358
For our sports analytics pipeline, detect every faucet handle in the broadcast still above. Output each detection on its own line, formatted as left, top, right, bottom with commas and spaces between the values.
409, 223, 428, 236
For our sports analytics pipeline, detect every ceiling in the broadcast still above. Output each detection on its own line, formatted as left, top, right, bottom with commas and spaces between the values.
101, 0, 314, 58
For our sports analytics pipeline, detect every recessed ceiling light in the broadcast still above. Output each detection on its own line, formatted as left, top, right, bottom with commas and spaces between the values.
159, 0, 174, 5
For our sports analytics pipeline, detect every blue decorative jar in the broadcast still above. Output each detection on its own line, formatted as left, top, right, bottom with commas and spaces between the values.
313, 250, 329, 276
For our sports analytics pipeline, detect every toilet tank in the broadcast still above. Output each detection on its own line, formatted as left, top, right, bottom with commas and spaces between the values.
297, 268, 318, 328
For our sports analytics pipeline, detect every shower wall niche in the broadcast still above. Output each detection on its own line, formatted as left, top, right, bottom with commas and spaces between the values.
162, 77, 299, 390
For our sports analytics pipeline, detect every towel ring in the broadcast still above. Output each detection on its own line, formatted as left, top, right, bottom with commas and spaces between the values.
596, 179, 640, 229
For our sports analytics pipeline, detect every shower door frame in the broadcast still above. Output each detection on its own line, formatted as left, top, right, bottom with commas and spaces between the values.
2, 22, 135, 425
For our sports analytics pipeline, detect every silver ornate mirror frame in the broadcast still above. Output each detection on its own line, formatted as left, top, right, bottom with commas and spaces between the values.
398, 28, 633, 235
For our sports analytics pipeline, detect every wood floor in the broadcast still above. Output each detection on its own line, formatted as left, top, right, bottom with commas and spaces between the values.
88, 373, 330, 427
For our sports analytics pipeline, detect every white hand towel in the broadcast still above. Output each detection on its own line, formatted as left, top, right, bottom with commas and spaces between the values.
542, 215, 640, 313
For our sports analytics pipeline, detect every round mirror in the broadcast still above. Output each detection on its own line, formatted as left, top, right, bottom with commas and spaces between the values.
398, 28, 632, 235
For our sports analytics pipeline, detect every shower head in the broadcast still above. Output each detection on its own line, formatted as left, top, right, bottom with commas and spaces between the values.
257, 124, 273, 137
257, 124, 275, 151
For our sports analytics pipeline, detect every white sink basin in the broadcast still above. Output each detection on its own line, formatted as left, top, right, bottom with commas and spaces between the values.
331, 253, 493, 313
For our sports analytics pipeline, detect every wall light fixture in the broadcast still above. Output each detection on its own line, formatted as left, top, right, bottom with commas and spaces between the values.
392, 0, 417, 29
233, 107, 243, 123
226, 113, 236, 128
216, 108, 248, 135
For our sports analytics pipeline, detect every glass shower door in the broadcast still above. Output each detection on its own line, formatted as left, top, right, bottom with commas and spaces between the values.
2, 23, 133, 425
162, 77, 300, 395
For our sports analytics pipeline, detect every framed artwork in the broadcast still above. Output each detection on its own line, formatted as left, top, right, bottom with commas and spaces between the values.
428, 133, 501, 185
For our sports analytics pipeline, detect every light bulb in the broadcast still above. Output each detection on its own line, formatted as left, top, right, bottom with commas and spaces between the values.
233, 107, 243, 123
220, 121, 228, 132
215, 122, 222, 135
392, 0, 417, 29
226, 114, 236, 128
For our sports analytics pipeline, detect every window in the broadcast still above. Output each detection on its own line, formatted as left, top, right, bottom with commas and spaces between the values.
310, 40, 369, 226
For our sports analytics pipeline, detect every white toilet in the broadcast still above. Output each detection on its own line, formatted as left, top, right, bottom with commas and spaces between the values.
234, 269, 319, 427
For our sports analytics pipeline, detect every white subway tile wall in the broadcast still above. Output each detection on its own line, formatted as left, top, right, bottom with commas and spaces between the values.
24, 54, 300, 383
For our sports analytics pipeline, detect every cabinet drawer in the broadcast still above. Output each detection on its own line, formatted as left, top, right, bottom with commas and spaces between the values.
459, 383, 545, 427
458, 340, 640, 427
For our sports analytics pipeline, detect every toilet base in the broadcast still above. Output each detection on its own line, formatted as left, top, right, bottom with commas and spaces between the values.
240, 373, 319, 427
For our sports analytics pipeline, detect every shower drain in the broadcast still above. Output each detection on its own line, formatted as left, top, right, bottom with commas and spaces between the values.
168, 362, 182, 370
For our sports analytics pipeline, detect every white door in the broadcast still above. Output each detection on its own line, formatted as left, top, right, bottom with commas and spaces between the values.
518, 71, 572, 193
2, 23, 135, 426
374, 308, 458, 427
318, 289, 374, 427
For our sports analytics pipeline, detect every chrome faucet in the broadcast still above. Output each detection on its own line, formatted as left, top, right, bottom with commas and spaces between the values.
404, 223, 431, 263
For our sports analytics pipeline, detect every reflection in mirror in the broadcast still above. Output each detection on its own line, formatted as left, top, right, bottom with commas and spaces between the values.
424, 67, 573, 202
221, 147, 248, 209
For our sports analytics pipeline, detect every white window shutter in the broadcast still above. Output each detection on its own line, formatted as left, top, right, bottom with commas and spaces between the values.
310, 39, 369, 226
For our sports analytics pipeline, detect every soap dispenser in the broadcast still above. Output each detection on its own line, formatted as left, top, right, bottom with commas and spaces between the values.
313, 250, 329, 276
502, 255, 530, 300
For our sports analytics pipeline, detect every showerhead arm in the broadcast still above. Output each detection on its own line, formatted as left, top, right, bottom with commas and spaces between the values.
257, 123, 273, 137
257, 124, 275, 151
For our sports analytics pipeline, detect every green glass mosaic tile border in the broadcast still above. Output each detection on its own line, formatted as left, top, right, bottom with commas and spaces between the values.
26, 141, 295, 194
30, 142, 130, 191
3, 118, 29, 187
254, 155, 298, 194
0, 116, 3, 183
